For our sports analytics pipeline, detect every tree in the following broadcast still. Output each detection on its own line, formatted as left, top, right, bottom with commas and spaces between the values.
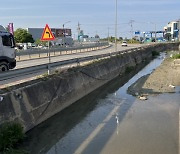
35, 39, 47, 46
119, 37, 123, 41
14, 28, 34, 43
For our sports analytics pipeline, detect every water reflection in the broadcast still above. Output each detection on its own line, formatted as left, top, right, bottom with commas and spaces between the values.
22, 53, 179, 154
23, 61, 147, 154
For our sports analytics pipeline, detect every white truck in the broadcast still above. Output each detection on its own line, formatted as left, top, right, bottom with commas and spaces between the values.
0, 25, 16, 72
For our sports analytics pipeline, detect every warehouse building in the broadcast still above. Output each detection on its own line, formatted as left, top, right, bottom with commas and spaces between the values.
27, 28, 72, 41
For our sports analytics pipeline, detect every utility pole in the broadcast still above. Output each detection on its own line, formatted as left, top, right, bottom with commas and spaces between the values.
154, 23, 157, 42
115, 0, 118, 52
77, 22, 81, 42
129, 20, 134, 43
62, 24, 65, 47
149, 22, 157, 42
62, 21, 71, 46
179, 19, 180, 42
108, 27, 110, 43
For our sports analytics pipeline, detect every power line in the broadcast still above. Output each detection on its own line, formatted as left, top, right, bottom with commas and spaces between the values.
79, 23, 129, 26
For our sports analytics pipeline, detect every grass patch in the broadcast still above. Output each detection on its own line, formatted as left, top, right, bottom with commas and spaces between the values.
125, 66, 134, 74
152, 51, 160, 57
172, 53, 180, 59
0, 122, 25, 153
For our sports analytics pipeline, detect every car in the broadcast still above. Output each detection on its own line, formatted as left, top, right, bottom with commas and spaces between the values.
121, 41, 127, 47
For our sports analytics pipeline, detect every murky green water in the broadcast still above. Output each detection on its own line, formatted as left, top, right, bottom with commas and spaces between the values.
23, 53, 180, 154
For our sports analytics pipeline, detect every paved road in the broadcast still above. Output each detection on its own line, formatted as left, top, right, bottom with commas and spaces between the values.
16, 44, 143, 69
0, 44, 144, 88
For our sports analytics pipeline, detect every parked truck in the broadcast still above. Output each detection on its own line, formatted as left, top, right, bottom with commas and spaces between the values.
0, 25, 16, 72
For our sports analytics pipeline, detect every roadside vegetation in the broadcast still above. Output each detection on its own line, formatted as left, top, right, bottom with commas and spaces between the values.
125, 66, 134, 74
101, 36, 141, 44
14, 28, 34, 43
0, 122, 27, 154
172, 53, 180, 59
152, 51, 160, 57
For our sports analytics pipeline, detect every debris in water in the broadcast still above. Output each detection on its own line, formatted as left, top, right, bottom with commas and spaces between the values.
135, 92, 139, 96
169, 84, 175, 88
0, 96, 3, 102
115, 115, 119, 124
138, 95, 148, 101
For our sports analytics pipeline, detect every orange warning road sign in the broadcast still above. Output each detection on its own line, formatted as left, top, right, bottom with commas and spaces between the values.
41, 24, 55, 41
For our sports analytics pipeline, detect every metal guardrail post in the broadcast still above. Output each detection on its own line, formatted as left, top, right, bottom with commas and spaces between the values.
29, 53, 31, 59
77, 58, 80, 66
47, 64, 51, 75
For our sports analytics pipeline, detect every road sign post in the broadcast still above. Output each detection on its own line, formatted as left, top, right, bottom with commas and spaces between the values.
41, 24, 55, 75
47, 41, 51, 75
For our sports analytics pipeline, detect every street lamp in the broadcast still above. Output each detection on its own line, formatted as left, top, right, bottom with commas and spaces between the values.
115, 0, 118, 52
62, 21, 71, 46
154, 23, 157, 42
149, 22, 156, 42
108, 27, 110, 43
178, 19, 180, 42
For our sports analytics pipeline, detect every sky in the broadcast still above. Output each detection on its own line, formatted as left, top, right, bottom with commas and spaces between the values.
0, 0, 180, 39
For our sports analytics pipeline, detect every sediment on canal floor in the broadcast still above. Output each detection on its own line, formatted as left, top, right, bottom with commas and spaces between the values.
0, 42, 179, 132
127, 53, 180, 95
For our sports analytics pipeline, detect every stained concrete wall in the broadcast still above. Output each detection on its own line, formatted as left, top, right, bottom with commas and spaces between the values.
0, 42, 179, 132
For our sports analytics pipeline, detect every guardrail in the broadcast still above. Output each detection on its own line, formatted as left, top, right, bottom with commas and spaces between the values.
0, 46, 146, 81
16, 42, 109, 61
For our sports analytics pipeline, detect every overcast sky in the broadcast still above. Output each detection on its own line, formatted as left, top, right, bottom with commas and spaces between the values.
0, 0, 180, 38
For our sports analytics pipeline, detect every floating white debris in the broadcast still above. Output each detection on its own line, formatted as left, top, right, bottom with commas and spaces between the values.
0, 96, 3, 102
115, 115, 119, 124
169, 84, 175, 88
135, 92, 139, 96
138, 96, 148, 101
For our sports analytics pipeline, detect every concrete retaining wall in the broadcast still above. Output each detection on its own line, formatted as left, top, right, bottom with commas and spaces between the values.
0, 43, 179, 132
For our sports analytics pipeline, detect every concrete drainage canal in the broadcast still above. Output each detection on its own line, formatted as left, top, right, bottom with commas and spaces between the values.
21, 52, 180, 154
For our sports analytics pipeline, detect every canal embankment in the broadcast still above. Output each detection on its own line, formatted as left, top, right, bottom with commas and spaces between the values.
128, 51, 180, 96
0, 42, 179, 132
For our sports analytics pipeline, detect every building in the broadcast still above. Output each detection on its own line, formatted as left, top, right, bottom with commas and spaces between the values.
27, 28, 72, 41
164, 20, 180, 41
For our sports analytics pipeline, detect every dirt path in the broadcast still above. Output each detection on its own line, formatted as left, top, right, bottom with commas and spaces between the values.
128, 57, 180, 95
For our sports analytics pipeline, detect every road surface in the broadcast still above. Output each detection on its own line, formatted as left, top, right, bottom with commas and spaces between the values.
15, 44, 143, 69
0, 44, 144, 88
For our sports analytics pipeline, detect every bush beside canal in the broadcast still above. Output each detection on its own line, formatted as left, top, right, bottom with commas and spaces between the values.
0, 122, 26, 153
172, 53, 180, 59
152, 51, 160, 57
